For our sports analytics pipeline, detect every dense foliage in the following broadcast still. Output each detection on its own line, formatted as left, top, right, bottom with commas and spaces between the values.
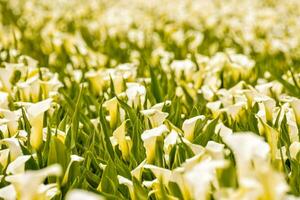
0, 0, 300, 199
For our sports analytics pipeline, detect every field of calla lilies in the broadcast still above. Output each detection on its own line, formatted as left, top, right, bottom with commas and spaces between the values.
1, 0, 300, 199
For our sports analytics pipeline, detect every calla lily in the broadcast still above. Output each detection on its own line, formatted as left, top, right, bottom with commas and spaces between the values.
0, 149, 9, 168
103, 97, 118, 128
6, 155, 31, 174
0, 184, 16, 200
0, 138, 23, 161
224, 132, 270, 178
170, 59, 196, 81
182, 159, 227, 200
116, 63, 137, 81
243, 88, 258, 108
144, 164, 172, 185
151, 100, 171, 111
255, 96, 276, 123
17, 76, 40, 102
223, 132, 288, 198
42, 128, 66, 144
131, 160, 146, 180
125, 82, 147, 108
200, 85, 215, 101
27, 98, 52, 150
289, 141, 300, 160
285, 109, 299, 143
62, 155, 84, 185
5, 164, 62, 200
0, 67, 14, 93
182, 115, 205, 141
141, 108, 169, 128
40, 74, 63, 99
0, 91, 9, 109
118, 176, 135, 199
258, 118, 279, 161
86, 70, 106, 94
163, 130, 179, 157
141, 125, 169, 163
206, 101, 222, 118
215, 122, 233, 138
0, 109, 20, 136
109, 72, 124, 94
110, 120, 132, 160
65, 189, 104, 200
205, 141, 225, 160
289, 98, 300, 127
222, 102, 246, 122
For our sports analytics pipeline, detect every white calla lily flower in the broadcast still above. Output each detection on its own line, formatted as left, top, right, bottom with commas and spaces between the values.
183, 159, 227, 200
0, 184, 16, 200
141, 125, 169, 163
0, 138, 23, 161
205, 141, 225, 160
103, 97, 118, 128
258, 118, 279, 161
86, 70, 106, 94
289, 142, 300, 160
40, 74, 63, 99
0, 149, 10, 167
0, 67, 14, 93
0, 109, 21, 137
224, 132, 270, 177
27, 98, 52, 150
215, 122, 233, 138
17, 76, 40, 102
131, 160, 146, 180
182, 115, 205, 141
255, 96, 276, 123
290, 98, 300, 127
118, 176, 135, 199
5, 164, 62, 200
62, 155, 84, 185
110, 120, 132, 160
141, 108, 168, 128
170, 59, 196, 81
6, 155, 31, 174
65, 189, 104, 200
0, 91, 9, 109
125, 83, 147, 108
144, 164, 172, 185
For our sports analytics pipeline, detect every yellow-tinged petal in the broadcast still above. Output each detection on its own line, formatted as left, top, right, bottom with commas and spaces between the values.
6, 155, 31, 174
290, 98, 300, 127
141, 108, 169, 128
27, 98, 52, 150
65, 189, 104, 200
182, 115, 205, 141
5, 164, 62, 200
141, 125, 169, 163
103, 97, 118, 128
289, 142, 300, 160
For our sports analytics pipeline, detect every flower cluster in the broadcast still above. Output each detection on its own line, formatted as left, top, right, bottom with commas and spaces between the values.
0, 0, 300, 199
